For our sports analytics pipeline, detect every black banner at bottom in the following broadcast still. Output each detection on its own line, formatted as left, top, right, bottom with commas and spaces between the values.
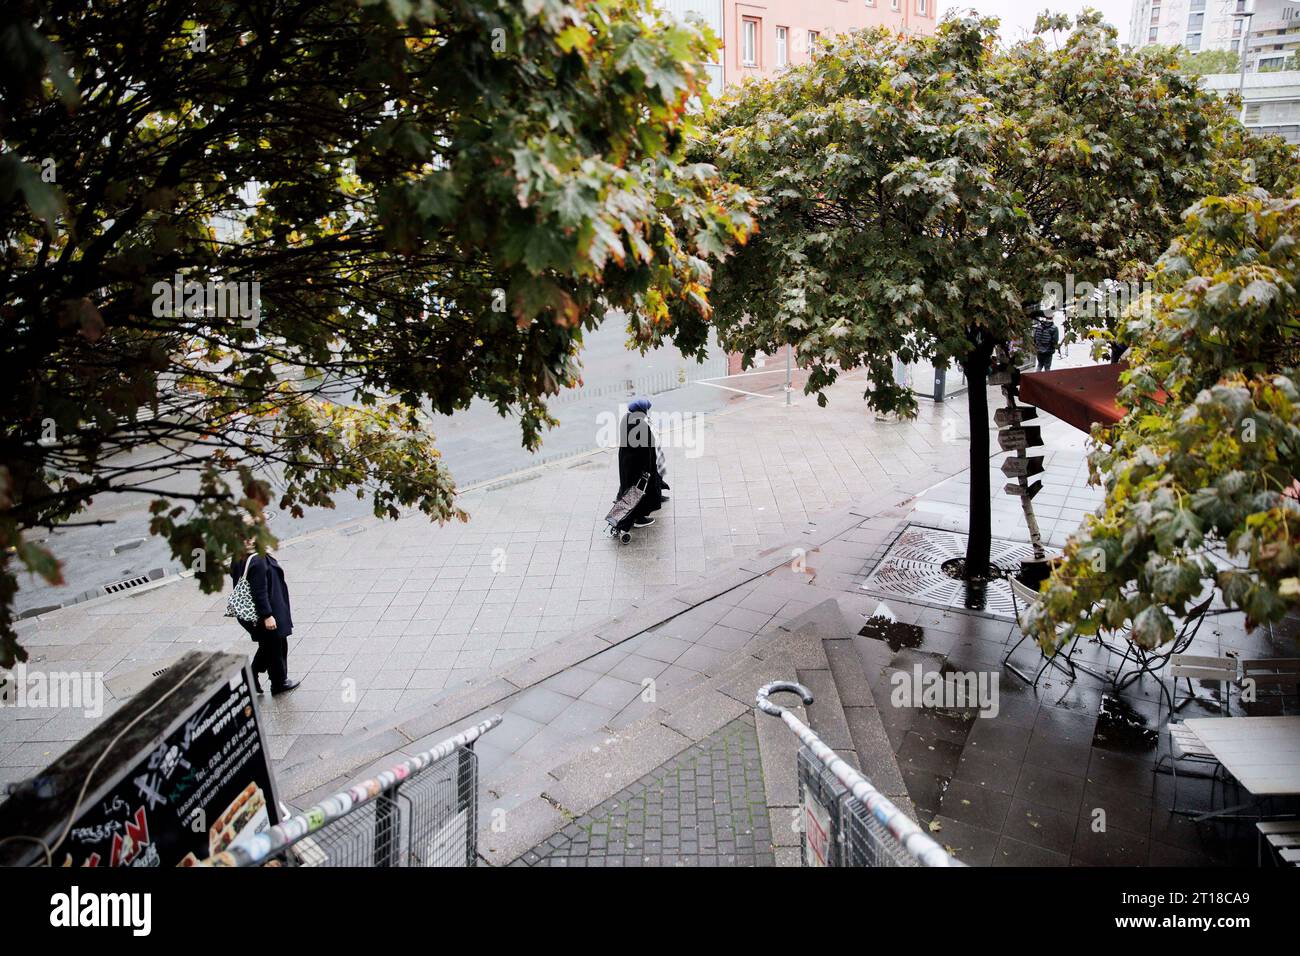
0, 865, 1285, 943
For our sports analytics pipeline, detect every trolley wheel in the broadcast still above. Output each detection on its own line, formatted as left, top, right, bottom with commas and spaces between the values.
620, 531, 632, 544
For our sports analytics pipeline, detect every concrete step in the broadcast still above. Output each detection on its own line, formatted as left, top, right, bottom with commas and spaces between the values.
784, 597, 918, 823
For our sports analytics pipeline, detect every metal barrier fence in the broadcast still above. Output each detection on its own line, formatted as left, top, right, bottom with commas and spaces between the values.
757, 682, 962, 868
202, 716, 501, 867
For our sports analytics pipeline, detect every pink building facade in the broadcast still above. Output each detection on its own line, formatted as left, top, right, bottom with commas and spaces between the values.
657, 0, 938, 376
659, 0, 937, 95
722, 0, 937, 83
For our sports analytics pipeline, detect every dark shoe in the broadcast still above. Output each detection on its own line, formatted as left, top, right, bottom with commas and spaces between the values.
252, 673, 264, 694
633, 517, 655, 528
271, 679, 301, 696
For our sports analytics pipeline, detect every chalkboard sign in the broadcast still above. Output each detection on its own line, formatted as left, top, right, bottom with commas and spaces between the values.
0, 651, 281, 867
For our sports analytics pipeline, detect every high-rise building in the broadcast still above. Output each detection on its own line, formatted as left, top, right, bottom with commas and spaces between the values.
660, 0, 936, 96
1243, 0, 1300, 70
1129, 0, 1299, 69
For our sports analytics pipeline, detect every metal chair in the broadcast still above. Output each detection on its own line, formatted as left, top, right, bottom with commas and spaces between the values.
1111, 596, 1216, 710
1168, 654, 1238, 716
1160, 722, 1231, 817
1002, 573, 1096, 687
1154, 656, 1238, 817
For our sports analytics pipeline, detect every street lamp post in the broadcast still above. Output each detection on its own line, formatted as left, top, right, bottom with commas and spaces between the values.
785, 343, 792, 406
1237, 5, 1255, 124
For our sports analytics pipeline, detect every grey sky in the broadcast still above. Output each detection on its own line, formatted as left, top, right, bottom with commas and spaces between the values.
940, 1, 1133, 43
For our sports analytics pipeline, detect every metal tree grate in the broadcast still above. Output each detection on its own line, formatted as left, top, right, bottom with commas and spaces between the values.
859, 525, 1037, 620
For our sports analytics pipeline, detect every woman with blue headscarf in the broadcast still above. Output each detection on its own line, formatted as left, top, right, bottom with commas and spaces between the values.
615, 397, 665, 529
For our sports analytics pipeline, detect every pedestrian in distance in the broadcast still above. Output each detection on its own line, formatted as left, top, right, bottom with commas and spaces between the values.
1032, 311, 1061, 372
615, 397, 665, 530
229, 526, 300, 696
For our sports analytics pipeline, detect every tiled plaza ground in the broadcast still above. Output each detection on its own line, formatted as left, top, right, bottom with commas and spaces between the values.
851, 592, 1300, 866
8, 345, 1295, 871
1, 362, 983, 792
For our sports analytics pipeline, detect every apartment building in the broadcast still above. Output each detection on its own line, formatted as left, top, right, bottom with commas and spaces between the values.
660, 0, 936, 95
1201, 68, 1300, 141
1244, 0, 1300, 70
1129, 0, 1298, 69
1126, 0, 1300, 143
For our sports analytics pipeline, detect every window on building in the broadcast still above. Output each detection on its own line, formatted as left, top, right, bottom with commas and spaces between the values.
1188, 13, 1204, 31
808, 30, 820, 58
742, 17, 758, 67
918, 0, 927, 15
890, 0, 899, 10
1150, 26, 1159, 42
1185, 32, 1202, 51
776, 26, 788, 68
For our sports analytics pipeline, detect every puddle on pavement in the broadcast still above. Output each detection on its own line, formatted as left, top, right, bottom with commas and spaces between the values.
1092, 694, 1158, 753
859, 615, 925, 652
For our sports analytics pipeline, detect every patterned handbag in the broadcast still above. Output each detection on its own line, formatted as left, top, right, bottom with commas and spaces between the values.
224, 556, 259, 623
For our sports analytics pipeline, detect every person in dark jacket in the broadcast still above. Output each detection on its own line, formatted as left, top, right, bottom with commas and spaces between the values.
230, 541, 300, 695
1032, 313, 1060, 371
616, 397, 665, 529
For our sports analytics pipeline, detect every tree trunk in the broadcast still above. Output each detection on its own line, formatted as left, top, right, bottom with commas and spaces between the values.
962, 342, 994, 579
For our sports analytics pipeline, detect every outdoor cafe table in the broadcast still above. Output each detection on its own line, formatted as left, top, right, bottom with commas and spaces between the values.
1182, 716, 1300, 798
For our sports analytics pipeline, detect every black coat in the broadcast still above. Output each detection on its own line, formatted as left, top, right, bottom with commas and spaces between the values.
617, 410, 663, 519
230, 554, 293, 640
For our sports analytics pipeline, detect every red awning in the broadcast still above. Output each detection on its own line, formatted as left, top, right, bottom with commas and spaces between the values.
1018, 363, 1130, 433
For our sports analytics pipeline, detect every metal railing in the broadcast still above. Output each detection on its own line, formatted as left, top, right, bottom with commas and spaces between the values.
756, 682, 962, 868
202, 716, 501, 867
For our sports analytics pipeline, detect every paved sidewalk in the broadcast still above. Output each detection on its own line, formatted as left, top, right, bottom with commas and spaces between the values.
278, 354, 1293, 868
513, 714, 773, 867
1, 364, 985, 792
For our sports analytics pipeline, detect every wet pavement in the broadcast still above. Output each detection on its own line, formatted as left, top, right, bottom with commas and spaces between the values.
848, 396, 1300, 866
2, 359, 970, 795
9, 341, 1297, 868
512, 714, 773, 867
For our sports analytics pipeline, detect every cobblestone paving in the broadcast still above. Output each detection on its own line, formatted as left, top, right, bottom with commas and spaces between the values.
513, 714, 773, 867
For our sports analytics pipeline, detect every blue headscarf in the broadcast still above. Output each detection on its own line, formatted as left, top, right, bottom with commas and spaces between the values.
627, 397, 651, 413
